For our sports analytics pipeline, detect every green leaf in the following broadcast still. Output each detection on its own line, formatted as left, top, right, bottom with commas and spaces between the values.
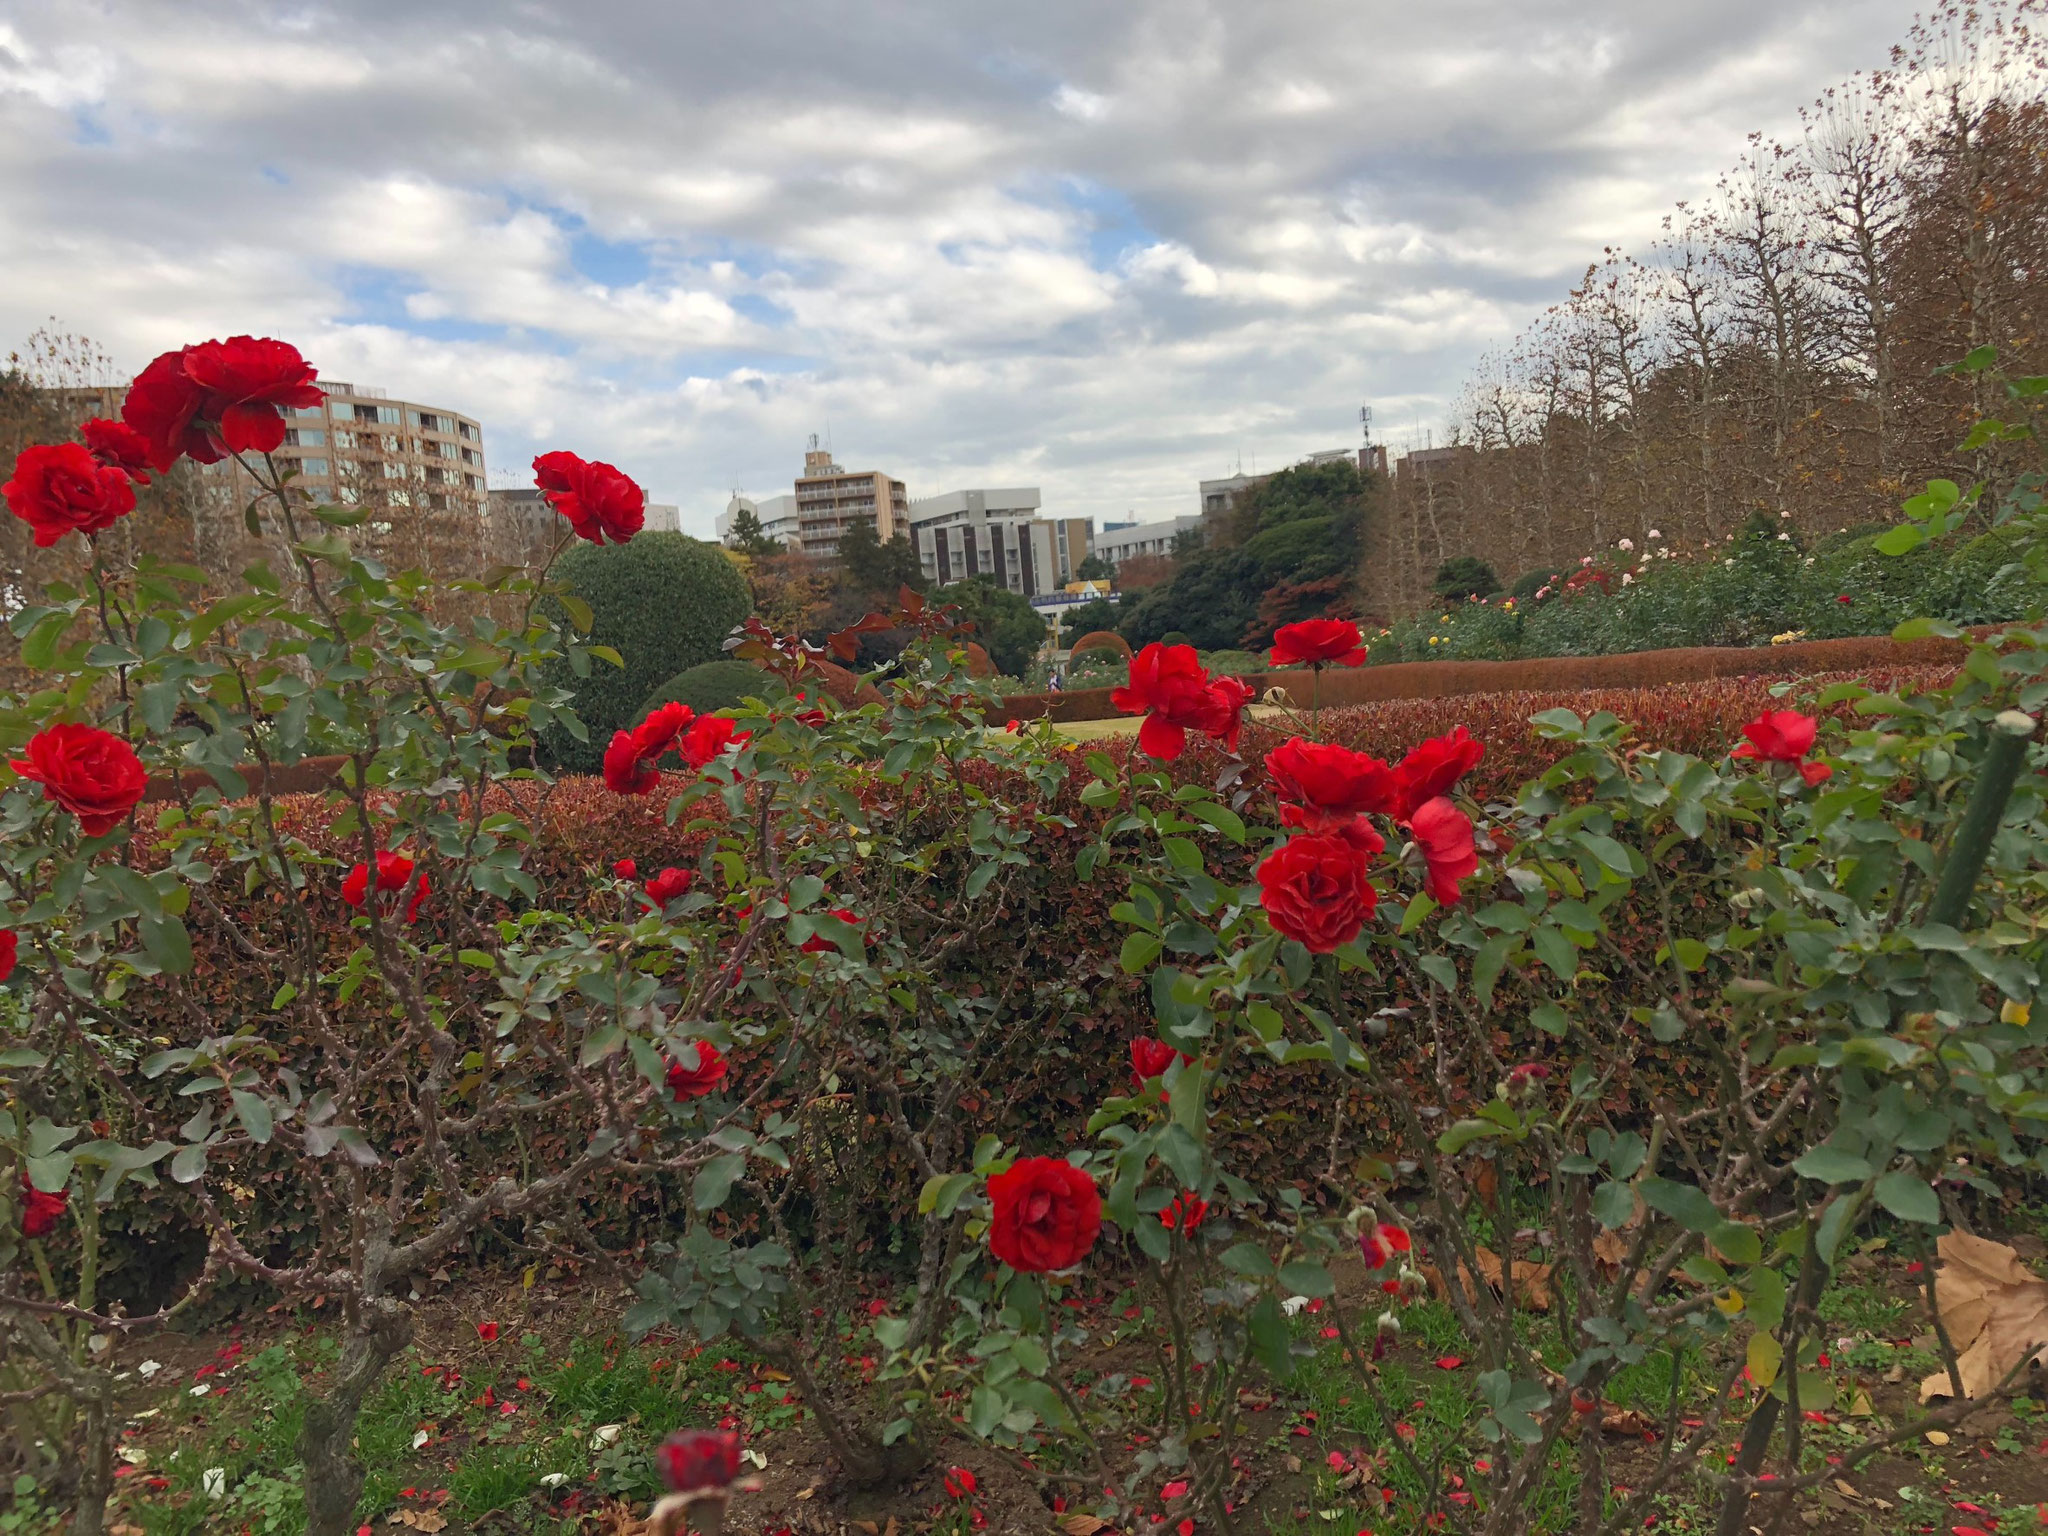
1639, 1176, 1720, 1233
170, 1144, 207, 1184
1874, 523, 1927, 557
1792, 1147, 1873, 1186
1186, 802, 1246, 844
1247, 1294, 1293, 1381
1119, 932, 1163, 976
1873, 1169, 1941, 1225
1530, 1002, 1568, 1038
1746, 1332, 1782, 1391
1438, 1119, 1503, 1155
1592, 1181, 1636, 1229
1277, 1260, 1335, 1298
1712, 1222, 1762, 1266
693, 1152, 746, 1211
1671, 938, 1708, 972
137, 915, 193, 975
1218, 1243, 1275, 1278
231, 1092, 273, 1145
23, 1153, 71, 1193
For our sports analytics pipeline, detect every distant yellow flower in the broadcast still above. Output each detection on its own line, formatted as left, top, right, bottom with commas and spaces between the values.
1428, 636, 1440, 645
2003, 998, 2032, 1026
1769, 629, 1807, 646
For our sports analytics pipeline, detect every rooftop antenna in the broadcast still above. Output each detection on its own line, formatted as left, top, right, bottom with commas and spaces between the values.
1359, 403, 1373, 448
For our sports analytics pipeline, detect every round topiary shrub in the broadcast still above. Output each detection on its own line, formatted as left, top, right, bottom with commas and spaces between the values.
540, 533, 752, 772
637, 659, 772, 722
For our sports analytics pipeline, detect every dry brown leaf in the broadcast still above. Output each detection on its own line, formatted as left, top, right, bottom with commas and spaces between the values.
1916, 1230, 2048, 1403
1598, 1407, 1657, 1438
883, 1519, 900, 1536
851, 1523, 879, 1534
1832, 1478, 1861, 1501
1059, 1518, 1113, 1536
1591, 1230, 1628, 1278
1427, 1247, 1554, 1312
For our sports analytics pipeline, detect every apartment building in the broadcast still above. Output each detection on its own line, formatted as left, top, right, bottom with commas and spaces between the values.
269, 382, 486, 514
792, 449, 908, 557
906, 488, 1095, 599
1096, 514, 1201, 567
716, 492, 802, 548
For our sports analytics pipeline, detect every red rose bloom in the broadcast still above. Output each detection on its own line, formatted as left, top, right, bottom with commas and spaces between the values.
1392, 727, 1484, 817
10, 724, 147, 837
642, 867, 692, 909
799, 908, 863, 953
1129, 1037, 1186, 1085
986, 1157, 1101, 1272
341, 850, 429, 923
1160, 1193, 1209, 1232
655, 1428, 743, 1493
1199, 674, 1256, 755
665, 1042, 729, 1101
1255, 832, 1379, 953
80, 419, 154, 484
1359, 1222, 1411, 1270
612, 858, 638, 880
1266, 738, 1401, 835
602, 730, 661, 796
636, 701, 694, 755
1732, 710, 1817, 764
122, 337, 324, 470
681, 714, 748, 769
20, 1178, 65, 1239
533, 450, 645, 545
1406, 797, 1479, 906
1269, 618, 1367, 669
1111, 644, 1218, 761
0, 930, 16, 984
4, 443, 137, 547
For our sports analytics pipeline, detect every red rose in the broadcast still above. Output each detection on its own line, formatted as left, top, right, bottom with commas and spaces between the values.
602, 731, 660, 796
1160, 1193, 1208, 1232
0, 930, 16, 984
476, 1321, 500, 1342
122, 337, 324, 471
1111, 644, 1218, 761
642, 867, 692, 909
986, 1157, 1101, 1272
1266, 738, 1400, 835
20, 1178, 65, 1239
1732, 710, 1817, 764
1797, 759, 1833, 786
799, 908, 864, 953
612, 858, 638, 880
4, 443, 137, 547
533, 450, 645, 545
1405, 797, 1479, 906
655, 1428, 743, 1493
636, 701, 695, 755
1255, 833, 1378, 953
1269, 619, 1367, 669
682, 714, 748, 769
341, 850, 429, 923
943, 1468, 978, 1500
1198, 674, 1255, 755
666, 1041, 729, 1101
1392, 727, 1484, 817
1359, 1222, 1411, 1270
10, 724, 147, 837
80, 419, 154, 483
1129, 1037, 1186, 1085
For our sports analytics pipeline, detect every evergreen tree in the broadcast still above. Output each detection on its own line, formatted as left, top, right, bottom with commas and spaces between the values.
726, 504, 781, 556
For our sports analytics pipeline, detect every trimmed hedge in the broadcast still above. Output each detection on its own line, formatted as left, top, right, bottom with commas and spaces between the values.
539, 533, 752, 772
638, 659, 773, 720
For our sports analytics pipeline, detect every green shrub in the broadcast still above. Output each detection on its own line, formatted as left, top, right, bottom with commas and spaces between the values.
1510, 566, 1559, 601
1433, 555, 1501, 600
638, 659, 772, 721
540, 532, 752, 771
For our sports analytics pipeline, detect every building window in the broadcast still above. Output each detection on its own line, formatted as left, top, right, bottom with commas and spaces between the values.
460, 447, 480, 465
457, 421, 479, 441
285, 428, 325, 447
297, 458, 329, 477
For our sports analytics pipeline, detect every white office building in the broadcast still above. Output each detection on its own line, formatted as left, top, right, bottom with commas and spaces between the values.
1096, 514, 1202, 567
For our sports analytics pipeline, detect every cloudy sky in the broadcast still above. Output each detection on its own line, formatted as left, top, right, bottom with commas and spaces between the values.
1, 0, 1928, 536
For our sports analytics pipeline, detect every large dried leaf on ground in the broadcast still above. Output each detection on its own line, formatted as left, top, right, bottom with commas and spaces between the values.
1425, 1246, 1554, 1311
1918, 1231, 2048, 1403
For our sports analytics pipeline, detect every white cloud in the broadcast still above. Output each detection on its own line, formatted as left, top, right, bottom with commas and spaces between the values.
0, 0, 1933, 534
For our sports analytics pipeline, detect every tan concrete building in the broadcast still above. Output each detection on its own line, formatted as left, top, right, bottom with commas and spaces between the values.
907, 487, 1094, 597
274, 382, 487, 516
793, 449, 909, 557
